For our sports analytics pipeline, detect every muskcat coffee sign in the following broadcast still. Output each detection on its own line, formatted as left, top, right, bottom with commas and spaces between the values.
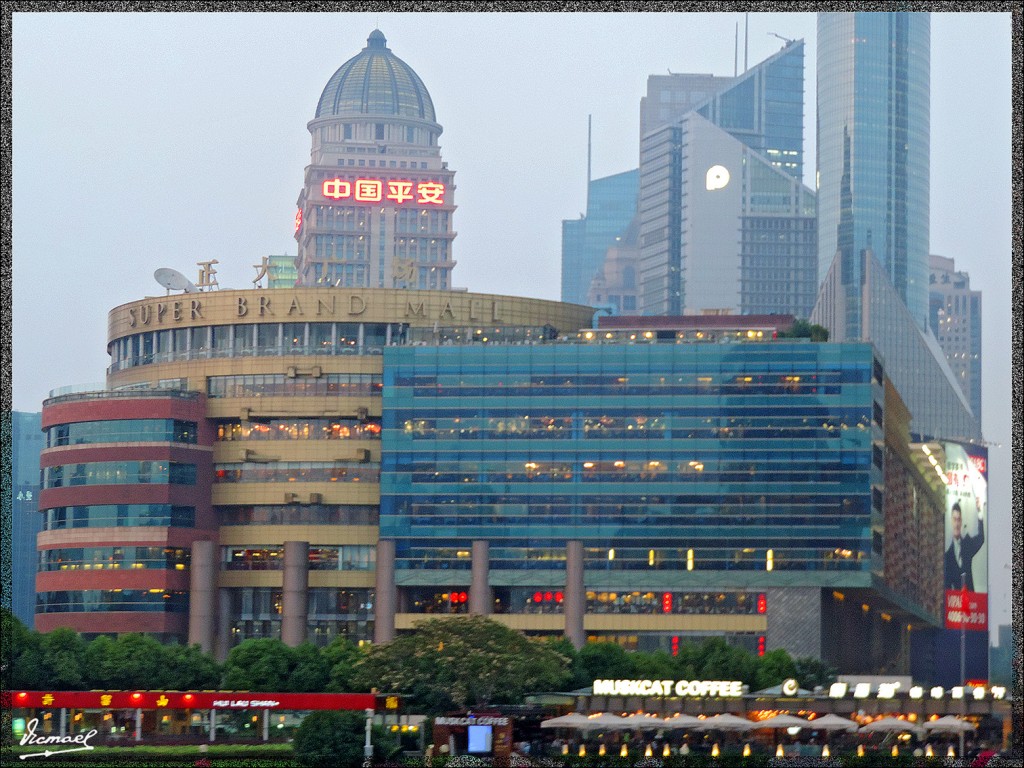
593, 679, 744, 698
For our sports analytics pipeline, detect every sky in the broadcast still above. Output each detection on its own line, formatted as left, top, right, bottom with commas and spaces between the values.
9, 11, 1015, 634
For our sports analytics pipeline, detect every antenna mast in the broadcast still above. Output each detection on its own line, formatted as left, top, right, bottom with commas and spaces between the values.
586, 114, 592, 210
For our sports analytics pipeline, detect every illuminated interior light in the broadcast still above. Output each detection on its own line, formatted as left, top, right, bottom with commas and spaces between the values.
608, 549, 615, 561
687, 549, 694, 571
766, 550, 774, 571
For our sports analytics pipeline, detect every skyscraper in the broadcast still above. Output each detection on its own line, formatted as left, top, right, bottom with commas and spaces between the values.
816, 12, 931, 334
929, 254, 982, 423
5, 411, 43, 628
294, 31, 457, 291
561, 169, 639, 307
638, 40, 816, 317
812, 12, 979, 442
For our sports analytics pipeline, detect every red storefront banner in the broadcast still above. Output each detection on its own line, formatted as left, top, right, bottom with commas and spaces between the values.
944, 589, 988, 631
4, 691, 378, 711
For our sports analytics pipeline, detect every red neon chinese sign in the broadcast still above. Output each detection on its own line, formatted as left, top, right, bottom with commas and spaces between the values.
322, 177, 446, 206
294, 208, 303, 234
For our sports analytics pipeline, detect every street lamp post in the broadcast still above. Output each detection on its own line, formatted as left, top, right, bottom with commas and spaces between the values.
364, 708, 374, 761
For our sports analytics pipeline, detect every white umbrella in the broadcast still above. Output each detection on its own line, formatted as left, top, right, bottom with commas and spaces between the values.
581, 713, 629, 731
923, 716, 977, 734
804, 714, 860, 732
658, 713, 704, 730
620, 713, 662, 729
694, 713, 756, 732
540, 713, 594, 729
754, 714, 812, 730
858, 717, 923, 735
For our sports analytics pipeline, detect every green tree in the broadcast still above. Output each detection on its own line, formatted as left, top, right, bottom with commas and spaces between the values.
779, 318, 830, 342
222, 638, 296, 691
39, 627, 87, 689
101, 633, 171, 689
292, 710, 368, 767
2, 608, 42, 690
289, 642, 330, 693
82, 634, 117, 689
572, 642, 635, 688
694, 637, 758, 685
352, 616, 570, 713
322, 636, 363, 692
754, 648, 798, 691
794, 656, 837, 690
629, 649, 678, 681
164, 643, 222, 690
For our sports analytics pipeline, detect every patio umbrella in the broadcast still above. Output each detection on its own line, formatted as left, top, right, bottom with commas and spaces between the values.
580, 713, 629, 731
923, 716, 977, 734
620, 713, 663, 729
658, 714, 704, 730
858, 717, 923, 735
804, 714, 860, 732
754, 714, 812, 730
694, 713, 756, 732
541, 713, 595, 729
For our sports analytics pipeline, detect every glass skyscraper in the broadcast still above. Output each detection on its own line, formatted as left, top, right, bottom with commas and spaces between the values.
813, 12, 979, 442
639, 41, 816, 317
816, 12, 931, 334
561, 169, 639, 307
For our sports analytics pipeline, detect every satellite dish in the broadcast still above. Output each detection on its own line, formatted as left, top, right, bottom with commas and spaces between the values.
154, 268, 198, 294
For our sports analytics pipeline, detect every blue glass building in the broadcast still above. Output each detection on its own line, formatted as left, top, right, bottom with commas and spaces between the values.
377, 337, 945, 669
816, 12, 931, 334
561, 169, 639, 307
5, 411, 44, 628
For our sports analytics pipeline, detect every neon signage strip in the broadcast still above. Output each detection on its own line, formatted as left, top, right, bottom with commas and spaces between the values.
321, 178, 446, 205
593, 679, 744, 698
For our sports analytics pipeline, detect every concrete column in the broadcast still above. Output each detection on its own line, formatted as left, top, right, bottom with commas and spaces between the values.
470, 540, 491, 615
281, 541, 309, 647
209, 709, 217, 743
188, 540, 217, 654
134, 708, 142, 742
375, 539, 396, 643
215, 588, 232, 662
565, 540, 585, 649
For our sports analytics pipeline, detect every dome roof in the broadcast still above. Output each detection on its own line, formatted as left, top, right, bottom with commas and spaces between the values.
315, 31, 436, 123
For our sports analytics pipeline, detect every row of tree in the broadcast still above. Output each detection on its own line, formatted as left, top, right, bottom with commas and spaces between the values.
2, 609, 835, 714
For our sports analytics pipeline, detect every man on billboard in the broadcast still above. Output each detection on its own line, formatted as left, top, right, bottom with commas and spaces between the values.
943, 500, 984, 591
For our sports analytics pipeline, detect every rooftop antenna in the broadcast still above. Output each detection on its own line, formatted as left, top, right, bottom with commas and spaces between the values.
734, 23, 738, 77
744, 13, 749, 73
586, 114, 592, 211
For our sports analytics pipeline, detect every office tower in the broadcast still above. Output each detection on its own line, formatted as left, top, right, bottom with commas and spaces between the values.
812, 12, 979, 442
6, 411, 43, 628
816, 12, 930, 334
586, 215, 641, 316
265, 254, 298, 289
638, 40, 816, 317
929, 254, 982, 423
294, 31, 457, 291
561, 169, 639, 307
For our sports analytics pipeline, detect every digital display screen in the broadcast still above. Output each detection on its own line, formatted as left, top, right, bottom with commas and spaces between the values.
467, 725, 493, 753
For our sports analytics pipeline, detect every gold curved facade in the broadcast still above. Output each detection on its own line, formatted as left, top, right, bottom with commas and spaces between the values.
102, 287, 593, 652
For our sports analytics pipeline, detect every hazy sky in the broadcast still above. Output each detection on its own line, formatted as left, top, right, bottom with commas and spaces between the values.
10, 11, 1014, 632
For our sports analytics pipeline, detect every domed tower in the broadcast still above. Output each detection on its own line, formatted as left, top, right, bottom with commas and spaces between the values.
295, 30, 457, 290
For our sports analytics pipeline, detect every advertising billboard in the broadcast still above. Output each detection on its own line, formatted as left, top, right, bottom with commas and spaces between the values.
942, 442, 988, 632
